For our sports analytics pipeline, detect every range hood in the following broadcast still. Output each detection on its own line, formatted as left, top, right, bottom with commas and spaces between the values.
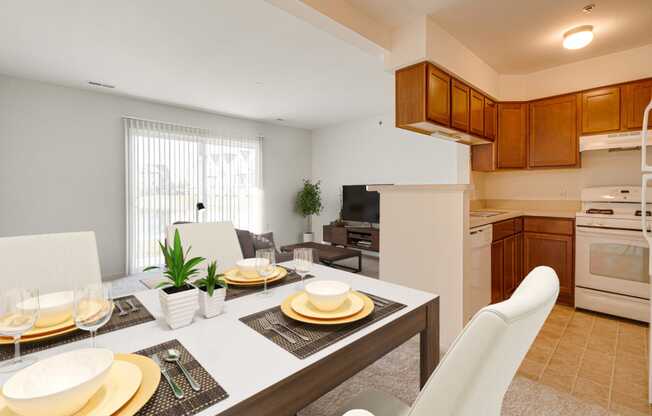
580, 130, 651, 152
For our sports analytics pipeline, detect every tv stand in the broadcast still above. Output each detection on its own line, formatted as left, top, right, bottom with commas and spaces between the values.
323, 224, 379, 252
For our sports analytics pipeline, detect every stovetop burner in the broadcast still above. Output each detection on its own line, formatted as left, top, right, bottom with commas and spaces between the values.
586, 208, 614, 215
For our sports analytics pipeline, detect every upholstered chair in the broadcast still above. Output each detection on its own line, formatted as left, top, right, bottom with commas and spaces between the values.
340, 266, 560, 416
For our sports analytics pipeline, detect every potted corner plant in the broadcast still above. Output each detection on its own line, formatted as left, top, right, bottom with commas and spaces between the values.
144, 229, 205, 329
194, 261, 227, 318
296, 179, 323, 242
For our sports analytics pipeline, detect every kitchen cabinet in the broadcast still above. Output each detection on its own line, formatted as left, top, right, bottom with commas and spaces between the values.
470, 89, 485, 136
471, 143, 495, 171
581, 87, 621, 134
451, 79, 470, 131
490, 218, 524, 303
484, 97, 497, 141
497, 103, 528, 169
623, 79, 652, 130
427, 64, 451, 126
395, 62, 450, 133
529, 94, 579, 168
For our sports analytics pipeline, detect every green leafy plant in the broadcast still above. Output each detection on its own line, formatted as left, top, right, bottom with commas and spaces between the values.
194, 261, 227, 297
144, 229, 205, 289
295, 179, 323, 231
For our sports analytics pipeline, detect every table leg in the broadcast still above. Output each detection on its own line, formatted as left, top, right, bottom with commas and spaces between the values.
419, 297, 439, 388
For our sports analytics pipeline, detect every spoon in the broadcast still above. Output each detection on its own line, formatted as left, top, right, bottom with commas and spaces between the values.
163, 349, 201, 391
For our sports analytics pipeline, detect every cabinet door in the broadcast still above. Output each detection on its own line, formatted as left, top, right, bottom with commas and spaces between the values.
502, 235, 518, 299
484, 98, 497, 141
516, 233, 524, 285
471, 143, 495, 171
529, 94, 578, 168
470, 89, 484, 136
497, 103, 527, 169
581, 87, 621, 134
524, 232, 574, 305
451, 79, 470, 131
426, 64, 451, 126
491, 240, 504, 303
623, 80, 652, 130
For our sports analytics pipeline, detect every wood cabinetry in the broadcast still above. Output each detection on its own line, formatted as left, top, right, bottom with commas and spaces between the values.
529, 94, 579, 168
497, 103, 528, 169
451, 79, 470, 132
581, 87, 621, 134
490, 218, 524, 303
323, 225, 379, 252
470, 89, 484, 136
484, 98, 497, 141
427, 64, 451, 126
623, 79, 652, 130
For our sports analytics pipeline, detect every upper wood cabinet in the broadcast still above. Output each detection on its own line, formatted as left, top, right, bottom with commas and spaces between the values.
581, 87, 621, 134
395, 62, 450, 133
497, 103, 528, 169
451, 79, 470, 132
529, 94, 579, 168
470, 89, 485, 136
426, 64, 451, 126
623, 79, 652, 130
484, 98, 497, 141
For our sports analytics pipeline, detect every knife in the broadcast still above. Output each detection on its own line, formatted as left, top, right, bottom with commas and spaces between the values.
151, 354, 184, 399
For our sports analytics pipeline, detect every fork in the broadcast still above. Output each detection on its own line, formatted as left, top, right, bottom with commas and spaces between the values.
259, 318, 296, 344
125, 299, 140, 313
264, 312, 310, 341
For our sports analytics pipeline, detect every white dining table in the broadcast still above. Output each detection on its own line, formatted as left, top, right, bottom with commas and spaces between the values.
0, 264, 439, 416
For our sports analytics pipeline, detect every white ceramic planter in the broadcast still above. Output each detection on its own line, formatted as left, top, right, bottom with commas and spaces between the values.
158, 285, 198, 329
198, 287, 226, 318
302, 232, 314, 242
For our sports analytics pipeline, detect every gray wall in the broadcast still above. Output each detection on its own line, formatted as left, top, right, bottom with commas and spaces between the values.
0, 74, 312, 278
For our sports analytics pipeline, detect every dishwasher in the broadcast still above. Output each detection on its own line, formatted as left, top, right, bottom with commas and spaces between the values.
465, 224, 493, 323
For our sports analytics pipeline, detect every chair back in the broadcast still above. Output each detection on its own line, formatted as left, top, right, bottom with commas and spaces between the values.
0, 232, 102, 294
167, 222, 243, 273
409, 266, 559, 416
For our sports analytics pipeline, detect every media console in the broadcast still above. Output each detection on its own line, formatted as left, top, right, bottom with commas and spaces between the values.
323, 225, 379, 252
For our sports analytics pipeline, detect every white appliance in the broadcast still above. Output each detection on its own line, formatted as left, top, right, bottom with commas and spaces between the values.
466, 224, 492, 323
575, 186, 650, 322
580, 130, 652, 152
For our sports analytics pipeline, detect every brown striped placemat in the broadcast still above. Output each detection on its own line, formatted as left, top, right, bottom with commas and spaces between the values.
240, 292, 406, 359
0, 295, 154, 361
134, 339, 228, 416
225, 271, 314, 301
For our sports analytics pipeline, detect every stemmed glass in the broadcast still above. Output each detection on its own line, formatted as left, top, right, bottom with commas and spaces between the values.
73, 283, 113, 348
0, 288, 39, 373
256, 248, 276, 297
293, 248, 313, 290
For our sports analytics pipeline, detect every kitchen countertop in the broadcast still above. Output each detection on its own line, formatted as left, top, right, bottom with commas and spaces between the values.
470, 208, 576, 228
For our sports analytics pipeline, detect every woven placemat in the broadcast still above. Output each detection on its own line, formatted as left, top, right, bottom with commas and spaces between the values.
0, 295, 154, 361
134, 339, 228, 416
225, 271, 314, 301
240, 292, 406, 359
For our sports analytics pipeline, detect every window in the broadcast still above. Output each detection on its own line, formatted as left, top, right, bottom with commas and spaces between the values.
125, 118, 262, 273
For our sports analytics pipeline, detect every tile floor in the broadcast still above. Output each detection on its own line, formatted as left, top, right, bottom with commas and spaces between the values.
518, 305, 650, 415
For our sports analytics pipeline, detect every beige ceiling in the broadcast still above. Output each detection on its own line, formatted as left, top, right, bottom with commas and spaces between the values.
348, 0, 652, 74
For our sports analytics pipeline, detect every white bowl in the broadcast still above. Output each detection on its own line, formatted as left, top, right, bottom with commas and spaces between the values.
305, 280, 351, 312
237, 258, 269, 278
2, 348, 114, 416
18, 291, 73, 328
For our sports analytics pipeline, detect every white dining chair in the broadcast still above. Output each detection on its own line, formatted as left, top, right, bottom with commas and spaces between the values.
0, 231, 102, 294
340, 266, 560, 416
167, 221, 243, 273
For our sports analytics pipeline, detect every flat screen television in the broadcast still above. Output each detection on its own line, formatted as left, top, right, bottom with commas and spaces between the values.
342, 185, 380, 223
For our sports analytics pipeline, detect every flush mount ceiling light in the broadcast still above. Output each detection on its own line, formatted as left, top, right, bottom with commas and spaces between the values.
563, 25, 594, 49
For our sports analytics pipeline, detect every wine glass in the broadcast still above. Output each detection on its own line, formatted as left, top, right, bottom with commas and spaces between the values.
255, 248, 276, 297
0, 288, 40, 373
73, 283, 113, 348
293, 248, 313, 290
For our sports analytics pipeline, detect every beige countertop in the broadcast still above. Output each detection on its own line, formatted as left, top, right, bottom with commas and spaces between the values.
469, 208, 577, 228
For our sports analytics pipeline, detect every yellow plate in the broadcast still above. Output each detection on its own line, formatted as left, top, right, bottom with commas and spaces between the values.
0, 325, 79, 345
0, 317, 75, 341
225, 267, 287, 286
73, 360, 142, 416
281, 291, 374, 325
291, 292, 364, 320
0, 356, 148, 416
224, 267, 281, 283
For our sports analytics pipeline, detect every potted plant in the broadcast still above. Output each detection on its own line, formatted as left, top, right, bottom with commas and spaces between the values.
296, 179, 323, 242
144, 230, 205, 329
194, 261, 227, 318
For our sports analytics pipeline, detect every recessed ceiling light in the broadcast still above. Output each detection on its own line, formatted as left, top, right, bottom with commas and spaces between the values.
563, 25, 594, 50
88, 81, 115, 89
582, 4, 595, 14
276, 118, 284, 122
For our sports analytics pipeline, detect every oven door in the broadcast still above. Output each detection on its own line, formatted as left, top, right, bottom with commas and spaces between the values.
576, 226, 650, 299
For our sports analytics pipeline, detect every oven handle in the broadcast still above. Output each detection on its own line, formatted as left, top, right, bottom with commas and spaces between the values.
576, 226, 646, 240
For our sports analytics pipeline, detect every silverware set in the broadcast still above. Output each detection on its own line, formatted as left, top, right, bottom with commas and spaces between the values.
367, 294, 391, 308
151, 348, 202, 399
115, 299, 139, 317
258, 313, 310, 344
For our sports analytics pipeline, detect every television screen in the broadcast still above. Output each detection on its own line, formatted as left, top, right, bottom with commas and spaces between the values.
342, 185, 380, 223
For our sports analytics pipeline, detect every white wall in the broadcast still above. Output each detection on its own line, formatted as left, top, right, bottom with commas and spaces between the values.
0, 74, 312, 279
310, 112, 464, 242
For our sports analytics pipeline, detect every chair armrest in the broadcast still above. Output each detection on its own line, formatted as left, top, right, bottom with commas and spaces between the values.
343, 410, 375, 416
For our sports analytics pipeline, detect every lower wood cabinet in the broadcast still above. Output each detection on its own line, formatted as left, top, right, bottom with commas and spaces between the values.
524, 231, 574, 306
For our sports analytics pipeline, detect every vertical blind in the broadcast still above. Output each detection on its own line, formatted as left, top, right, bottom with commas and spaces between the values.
125, 118, 263, 273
